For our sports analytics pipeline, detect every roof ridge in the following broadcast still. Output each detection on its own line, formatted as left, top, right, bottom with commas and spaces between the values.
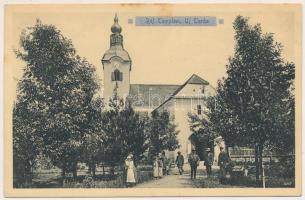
152, 74, 210, 112
187, 74, 209, 85
130, 83, 180, 86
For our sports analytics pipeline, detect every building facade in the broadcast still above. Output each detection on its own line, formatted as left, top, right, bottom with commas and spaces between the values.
102, 15, 217, 161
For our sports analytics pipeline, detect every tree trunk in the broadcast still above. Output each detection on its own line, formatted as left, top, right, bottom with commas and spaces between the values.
110, 165, 115, 177
72, 161, 77, 179
61, 162, 66, 186
259, 143, 264, 185
92, 163, 96, 178
88, 163, 92, 174
255, 144, 260, 184
25, 160, 32, 184
102, 164, 105, 176
61, 162, 66, 179
225, 145, 230, 156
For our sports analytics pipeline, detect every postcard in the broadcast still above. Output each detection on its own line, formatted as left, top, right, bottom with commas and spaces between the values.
3, 3, 302, 197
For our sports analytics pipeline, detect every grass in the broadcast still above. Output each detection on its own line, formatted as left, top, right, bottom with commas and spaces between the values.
190, 168, 295, 188
16, 166, 154, 188
15, 164, 295, 188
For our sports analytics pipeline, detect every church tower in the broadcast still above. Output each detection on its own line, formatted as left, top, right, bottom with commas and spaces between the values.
102, 14, 132, 103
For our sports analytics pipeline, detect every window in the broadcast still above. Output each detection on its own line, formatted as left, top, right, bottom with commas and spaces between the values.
201, 86, 205, 94
111, 69, 123, 81
197, 105, 202, 115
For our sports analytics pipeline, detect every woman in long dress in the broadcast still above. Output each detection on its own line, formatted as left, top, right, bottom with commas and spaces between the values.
153, 156, 159, 179
158, 154, 163, 178
125, 154, 136, 187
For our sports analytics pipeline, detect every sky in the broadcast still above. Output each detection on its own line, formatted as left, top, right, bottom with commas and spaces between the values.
5, 4, 300, 99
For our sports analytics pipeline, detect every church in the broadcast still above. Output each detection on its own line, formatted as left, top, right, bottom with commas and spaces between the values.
101, 14, 217, 160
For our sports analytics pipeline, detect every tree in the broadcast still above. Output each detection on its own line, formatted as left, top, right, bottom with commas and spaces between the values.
148, 110, 180, 157
187, 90, 245, 159
14, 20, 100, 180
215, 16, 295, 183
208, 81, 248, 150
101, 87, 149, 175
81, 133, 103, 177
188, 106, 214, 159
121, 101, 149, 164
13, 103, 43, 186
80, 95, 105, 178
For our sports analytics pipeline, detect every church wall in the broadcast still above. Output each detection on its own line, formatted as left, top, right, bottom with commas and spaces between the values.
103, 57, 131, 102
175, 83, 215, 98
154, 83, 213, 162
173, 97, 207, 161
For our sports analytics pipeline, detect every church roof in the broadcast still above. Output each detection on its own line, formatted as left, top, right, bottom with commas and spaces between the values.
153, 74, 211, 112
187, 74, 209, 85
129, 84, 180, 109
102, 46, 132, 62
129, 74, 211, 111
170, 74, 209, 97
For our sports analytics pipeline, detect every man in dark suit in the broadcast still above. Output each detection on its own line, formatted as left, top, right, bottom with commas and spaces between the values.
204, 148, 213, 177
218, 146, 230, 184
175, 151, 184, 175
188, 149, 200, 179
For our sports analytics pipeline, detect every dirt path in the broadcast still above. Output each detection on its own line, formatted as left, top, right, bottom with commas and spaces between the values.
135, 164, 208, 188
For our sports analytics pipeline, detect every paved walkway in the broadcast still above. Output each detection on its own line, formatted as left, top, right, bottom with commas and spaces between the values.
136, 164, 212, 188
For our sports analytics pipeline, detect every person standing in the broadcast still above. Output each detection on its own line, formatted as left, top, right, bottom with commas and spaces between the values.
218, 146, 229, 184
153, 156, 159, 179
125, 153, 137, 187
188, 149, 200, 180
204, 148, 214, 177
160, 151, 168, 175
158, 153, 163, 178
175, 151, 184, 175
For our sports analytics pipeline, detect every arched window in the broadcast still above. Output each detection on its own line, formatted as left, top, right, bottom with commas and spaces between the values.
111, 69, 123, 81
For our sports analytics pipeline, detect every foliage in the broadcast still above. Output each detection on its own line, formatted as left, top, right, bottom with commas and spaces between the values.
208, 16, 295, 182
101, 88, 149, 169
148, 110, 180, 156
14, 19, 100, 179
208, 82, 248, 148
223, 15, 294, 146
13, 104, 43, 185
80, 95, 105, 176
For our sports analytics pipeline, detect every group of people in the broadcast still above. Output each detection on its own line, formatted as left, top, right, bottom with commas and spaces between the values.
124, 151, 170, 187
153, 151, 169, 179
175, 146, 230, 183
124, 146, 230, 187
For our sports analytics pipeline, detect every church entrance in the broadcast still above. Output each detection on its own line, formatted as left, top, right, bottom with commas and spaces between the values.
188, 133, 208, 161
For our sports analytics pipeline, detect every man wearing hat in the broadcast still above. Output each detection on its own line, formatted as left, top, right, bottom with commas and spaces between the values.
188, 149, 200, 179
218, 146, 230, 184
204, 148, 213, 177
175, 151, 184, 175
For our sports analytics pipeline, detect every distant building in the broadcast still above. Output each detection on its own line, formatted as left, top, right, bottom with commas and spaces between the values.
101, 14, 216, 160
153, 74, 216, 159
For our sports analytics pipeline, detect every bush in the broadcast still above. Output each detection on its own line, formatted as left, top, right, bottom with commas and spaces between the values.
62, 167, 153, 188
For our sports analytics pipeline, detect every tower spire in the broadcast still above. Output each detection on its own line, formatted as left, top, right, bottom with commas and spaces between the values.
114, 13, 118, 23
111, 13, 122, 34
110, 13, 123, 47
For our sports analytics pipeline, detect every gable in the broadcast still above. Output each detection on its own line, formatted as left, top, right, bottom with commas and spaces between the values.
175, 83, 215, 97
153, 74, 215, 112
